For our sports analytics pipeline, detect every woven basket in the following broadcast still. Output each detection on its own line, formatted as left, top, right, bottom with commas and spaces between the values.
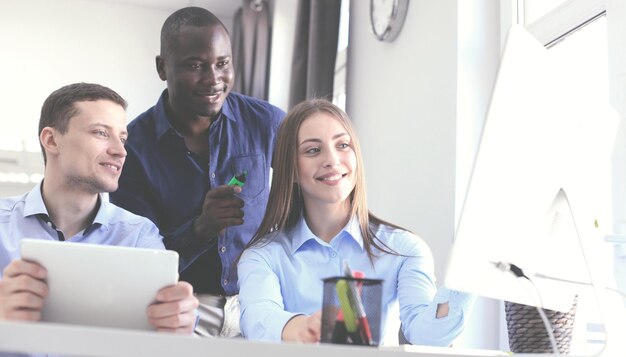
505, 297, 578, 354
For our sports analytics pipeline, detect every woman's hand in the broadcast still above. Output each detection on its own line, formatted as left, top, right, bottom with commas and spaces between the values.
281, 311, 322, 343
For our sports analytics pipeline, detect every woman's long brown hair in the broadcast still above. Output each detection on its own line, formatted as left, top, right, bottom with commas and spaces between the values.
244, 99, 405, 263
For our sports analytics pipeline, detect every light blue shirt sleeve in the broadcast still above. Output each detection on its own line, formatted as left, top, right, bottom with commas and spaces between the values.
402, 286, 475, 346
394, 232, 475, 346
133, 219, 165, 250
238, 248, 301, 341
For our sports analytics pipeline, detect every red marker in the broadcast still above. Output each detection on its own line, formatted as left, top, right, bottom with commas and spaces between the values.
343, 262, 373, 345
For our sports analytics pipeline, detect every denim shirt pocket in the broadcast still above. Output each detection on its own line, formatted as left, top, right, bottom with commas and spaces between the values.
230, 154, 266, 200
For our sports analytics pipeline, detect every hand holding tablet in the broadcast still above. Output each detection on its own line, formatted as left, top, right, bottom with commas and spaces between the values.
19, 239, 180, 331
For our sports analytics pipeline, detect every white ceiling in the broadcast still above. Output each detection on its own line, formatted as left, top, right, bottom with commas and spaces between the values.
101, 0, 242, 18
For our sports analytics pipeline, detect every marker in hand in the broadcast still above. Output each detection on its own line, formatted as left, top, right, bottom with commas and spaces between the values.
228, 171, 247, 187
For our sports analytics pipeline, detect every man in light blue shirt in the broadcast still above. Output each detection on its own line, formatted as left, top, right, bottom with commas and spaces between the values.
0, 83, 199, 353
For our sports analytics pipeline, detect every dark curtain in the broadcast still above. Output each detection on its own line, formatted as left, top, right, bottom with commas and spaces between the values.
289, 0, 342, 108
232, 0, 272, 100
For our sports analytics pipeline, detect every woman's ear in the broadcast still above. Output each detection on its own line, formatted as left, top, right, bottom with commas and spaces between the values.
40, 127, 60, 158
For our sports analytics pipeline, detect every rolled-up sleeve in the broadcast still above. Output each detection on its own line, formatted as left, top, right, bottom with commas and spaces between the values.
396, 234, 475, 346
404, 287, 475, 346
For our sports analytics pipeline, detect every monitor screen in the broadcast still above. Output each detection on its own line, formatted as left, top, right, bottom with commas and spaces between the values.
444, 25, 618, 312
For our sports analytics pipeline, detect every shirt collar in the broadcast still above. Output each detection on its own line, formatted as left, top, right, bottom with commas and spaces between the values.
23, 181, 106, 234
154, 90, 177, 141
289, 215, 364, 254
154, 89, 237, 141
23, 181, 49, 218
220, 93, 237, 123
91, 195, 111, 230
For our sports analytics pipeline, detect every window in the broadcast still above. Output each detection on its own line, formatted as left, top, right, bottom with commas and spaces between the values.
332, 0, 350, 111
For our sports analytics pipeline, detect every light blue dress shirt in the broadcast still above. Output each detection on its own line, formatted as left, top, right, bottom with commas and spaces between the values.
0, 182, 164, 357
238, 216, 473, 346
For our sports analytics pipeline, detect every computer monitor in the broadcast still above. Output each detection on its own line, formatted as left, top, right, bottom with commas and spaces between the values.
444, 25, 618, 313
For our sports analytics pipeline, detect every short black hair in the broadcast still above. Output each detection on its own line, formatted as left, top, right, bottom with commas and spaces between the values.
38, 82, 127, 163
160, 7, 228, 58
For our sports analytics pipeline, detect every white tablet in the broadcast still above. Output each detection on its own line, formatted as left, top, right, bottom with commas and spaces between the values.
19, 238, 179, 331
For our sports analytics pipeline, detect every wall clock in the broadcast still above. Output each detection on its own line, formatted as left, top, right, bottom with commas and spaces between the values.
370, 0, 410, 42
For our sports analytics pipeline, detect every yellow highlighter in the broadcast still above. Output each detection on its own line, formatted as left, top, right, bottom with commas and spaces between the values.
336, 279, 358, 333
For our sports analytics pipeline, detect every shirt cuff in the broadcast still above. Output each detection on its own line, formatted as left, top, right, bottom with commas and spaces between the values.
433, 287, 476, 318
272, 312, 303, 342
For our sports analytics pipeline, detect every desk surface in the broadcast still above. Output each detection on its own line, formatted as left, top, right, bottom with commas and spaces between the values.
0, 320, 530, 357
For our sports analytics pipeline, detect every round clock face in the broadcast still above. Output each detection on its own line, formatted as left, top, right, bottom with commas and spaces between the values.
370, 0, 409, 42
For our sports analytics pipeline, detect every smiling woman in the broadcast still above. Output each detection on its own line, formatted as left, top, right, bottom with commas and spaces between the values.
237, 99, 475, 346
296, 112, 357, 215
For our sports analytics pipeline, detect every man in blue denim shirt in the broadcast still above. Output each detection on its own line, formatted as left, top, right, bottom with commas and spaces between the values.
110, 7, 284, 337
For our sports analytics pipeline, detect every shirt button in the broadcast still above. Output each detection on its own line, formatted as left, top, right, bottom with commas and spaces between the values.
47, 222, 53, 227
211, 172, 216, 179
331, 252, 337, 258
187, 151, 191, 155
220, 246, 226, 253
223, 279, 228, 285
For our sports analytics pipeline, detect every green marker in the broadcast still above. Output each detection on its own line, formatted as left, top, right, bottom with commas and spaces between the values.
336, 279, 358, 333
228, 171, 247, 187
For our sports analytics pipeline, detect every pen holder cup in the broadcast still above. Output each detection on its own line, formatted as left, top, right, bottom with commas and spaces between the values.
320, 276, 383, 346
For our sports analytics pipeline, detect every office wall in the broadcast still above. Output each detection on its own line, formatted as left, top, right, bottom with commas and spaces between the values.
347, 0, 457, 289
346, 0, 502, 349
0, 0, 169, 141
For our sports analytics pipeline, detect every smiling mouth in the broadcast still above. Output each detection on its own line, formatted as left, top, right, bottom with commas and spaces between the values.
196, 89, 224, 103
317, 173, 347, 182
101, 163, 121, 172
